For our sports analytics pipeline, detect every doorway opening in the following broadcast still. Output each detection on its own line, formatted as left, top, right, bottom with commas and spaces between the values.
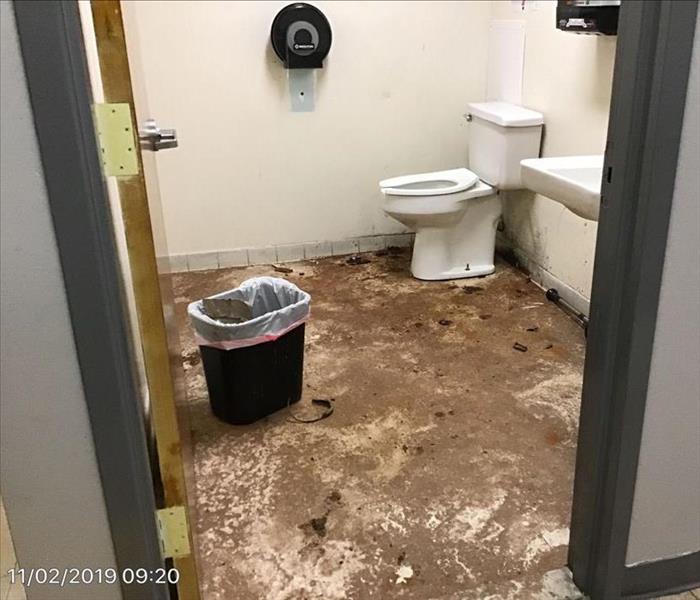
85, 2, 612, 598
28, 0, 689, 598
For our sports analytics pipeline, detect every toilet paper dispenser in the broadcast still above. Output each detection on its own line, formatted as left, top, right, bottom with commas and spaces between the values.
271, 3, 332, 69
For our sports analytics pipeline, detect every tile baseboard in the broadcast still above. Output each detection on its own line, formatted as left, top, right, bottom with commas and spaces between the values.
160, 233, 414, 274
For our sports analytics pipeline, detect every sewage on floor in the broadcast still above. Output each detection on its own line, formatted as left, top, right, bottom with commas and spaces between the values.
171, 249, 585, 600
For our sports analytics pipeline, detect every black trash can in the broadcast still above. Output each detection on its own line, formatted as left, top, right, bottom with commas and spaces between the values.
188, 277, 310, 425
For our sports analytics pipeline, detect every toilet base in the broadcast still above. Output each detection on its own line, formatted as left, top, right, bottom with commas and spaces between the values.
412, 262, 495, 281
408, 193, 502, 281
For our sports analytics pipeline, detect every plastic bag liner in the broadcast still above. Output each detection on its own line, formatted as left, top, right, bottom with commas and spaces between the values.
188, 277, 310, 350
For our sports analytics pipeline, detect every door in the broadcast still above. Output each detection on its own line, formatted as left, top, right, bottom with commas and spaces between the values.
85, 2, 201, 598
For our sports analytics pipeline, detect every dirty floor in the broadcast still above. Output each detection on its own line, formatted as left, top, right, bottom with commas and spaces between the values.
171, 250, 586, 600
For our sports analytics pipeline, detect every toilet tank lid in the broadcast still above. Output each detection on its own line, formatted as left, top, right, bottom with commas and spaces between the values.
467, 101, 544, 127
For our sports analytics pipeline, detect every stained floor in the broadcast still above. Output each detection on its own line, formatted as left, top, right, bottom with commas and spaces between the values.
171, 250, 587, 600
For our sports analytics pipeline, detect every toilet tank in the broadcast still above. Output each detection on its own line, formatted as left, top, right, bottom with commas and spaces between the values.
467, 102, 544, 190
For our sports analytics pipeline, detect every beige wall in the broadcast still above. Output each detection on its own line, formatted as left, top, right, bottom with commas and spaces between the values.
125, 0, 615, 295
493, 0, 616, 310
122, 0, 492, 256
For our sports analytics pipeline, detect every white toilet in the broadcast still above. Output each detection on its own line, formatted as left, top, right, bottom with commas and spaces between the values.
380, 101, 544, 280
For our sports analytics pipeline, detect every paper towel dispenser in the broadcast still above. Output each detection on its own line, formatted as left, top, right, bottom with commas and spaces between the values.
271, 3, 332, 69
556, 0, 620, 36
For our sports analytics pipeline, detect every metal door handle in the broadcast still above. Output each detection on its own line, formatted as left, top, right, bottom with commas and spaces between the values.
139, 119, 178, 151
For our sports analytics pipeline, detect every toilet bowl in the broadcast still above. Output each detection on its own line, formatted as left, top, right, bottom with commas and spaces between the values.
380, 101, 544, 281
380, 169, 499, 280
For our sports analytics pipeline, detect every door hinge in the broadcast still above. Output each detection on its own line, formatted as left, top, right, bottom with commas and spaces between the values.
156, 506, 191, 559
93, 103, 139, 176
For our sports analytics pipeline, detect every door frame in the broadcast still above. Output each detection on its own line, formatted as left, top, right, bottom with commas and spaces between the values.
568, 0, 699, 598
11, 0, 699, 599
83, 7, 201, 597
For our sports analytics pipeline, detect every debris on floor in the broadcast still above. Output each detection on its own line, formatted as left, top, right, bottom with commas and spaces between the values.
438, 319, 453, 326
527, 325, 540, 332
172, 252, 586, 600
298, 490, 343, 540
299, 514, 328, 537
290, 398, 335, 423
462, 285, 484, 295
326, 490, 342, 504
513, 341, 528, 352
376, 246, 406, 258
346, 254, 371, 265
272, 264, 294, 274
181, 349, 200, 368
395, 563, 414, 584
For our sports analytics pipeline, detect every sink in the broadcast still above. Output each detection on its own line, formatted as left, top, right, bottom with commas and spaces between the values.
520, 155, 604, 221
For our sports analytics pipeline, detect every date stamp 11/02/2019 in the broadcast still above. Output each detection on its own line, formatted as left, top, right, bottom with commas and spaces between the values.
6, 567, 180, 587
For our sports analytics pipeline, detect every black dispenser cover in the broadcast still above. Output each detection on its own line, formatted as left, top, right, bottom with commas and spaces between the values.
271, 3, 332, 69
556, 0, 619, 36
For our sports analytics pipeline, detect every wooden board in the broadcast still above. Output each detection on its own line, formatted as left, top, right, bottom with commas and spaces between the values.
89, 2, 200, 598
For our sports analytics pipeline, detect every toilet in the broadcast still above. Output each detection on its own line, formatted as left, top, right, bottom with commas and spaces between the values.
380, 101, 544, 280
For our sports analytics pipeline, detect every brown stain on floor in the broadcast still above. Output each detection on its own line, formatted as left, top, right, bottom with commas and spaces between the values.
545, 431, 562, 447
170, 252, 586, 600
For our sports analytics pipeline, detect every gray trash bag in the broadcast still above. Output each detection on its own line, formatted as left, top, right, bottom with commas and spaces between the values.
188, 277, 311, 350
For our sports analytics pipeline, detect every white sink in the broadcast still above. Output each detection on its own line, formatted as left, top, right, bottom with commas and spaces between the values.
520, 155, 604, 221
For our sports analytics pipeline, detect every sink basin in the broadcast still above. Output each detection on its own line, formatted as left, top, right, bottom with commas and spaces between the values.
520, 155, 604, 221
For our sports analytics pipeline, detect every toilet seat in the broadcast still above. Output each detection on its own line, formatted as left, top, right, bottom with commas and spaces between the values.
380, 168, 479, 197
